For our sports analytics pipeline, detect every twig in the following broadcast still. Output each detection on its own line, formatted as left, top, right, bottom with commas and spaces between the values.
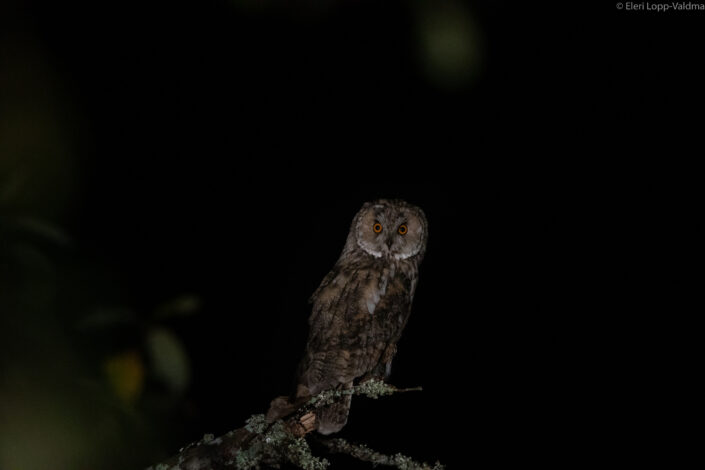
315, 437, 445, 470
145, 380, 438, 470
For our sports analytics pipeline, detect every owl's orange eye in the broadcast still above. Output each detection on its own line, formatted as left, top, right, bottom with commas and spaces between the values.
373, 223, 383, 233
398, 224, 408, 235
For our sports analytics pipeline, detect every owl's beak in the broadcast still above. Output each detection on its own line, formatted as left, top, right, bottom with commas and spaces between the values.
385, 238, 394, 249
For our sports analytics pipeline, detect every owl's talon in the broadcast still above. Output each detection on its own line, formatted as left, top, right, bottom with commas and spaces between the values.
299, 412, 317, 433
288, 412, 317, 437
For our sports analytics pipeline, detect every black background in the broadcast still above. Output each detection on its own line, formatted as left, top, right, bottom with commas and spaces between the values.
1, 0, 702, 468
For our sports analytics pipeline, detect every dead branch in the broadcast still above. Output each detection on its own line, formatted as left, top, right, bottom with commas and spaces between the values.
315, 437, 445, 470
145, 379, 440, 470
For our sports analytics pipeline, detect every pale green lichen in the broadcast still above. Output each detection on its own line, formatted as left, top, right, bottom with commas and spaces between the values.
390, 451, 445, 470
392, 453, 417, 469
307, 379, 400, 409
286, 437, 329, 470
150, 380, 433, 470
263, 420, 289, 444
234, 420, 331, 470
321, 437, 444, 470
244, 414, 268, 434
145, 464, 169, 470
355, 379, 398, 399
234, 445, 262, 470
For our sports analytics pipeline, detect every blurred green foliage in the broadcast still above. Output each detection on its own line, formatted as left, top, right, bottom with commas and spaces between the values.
227, 0, 484, 90
414, 0, 483, 90
0, 211, 198, 469
0, 32, 196, 464
0, 1, 484, 468
0, 32, 78, 221
0, 216, 206, 466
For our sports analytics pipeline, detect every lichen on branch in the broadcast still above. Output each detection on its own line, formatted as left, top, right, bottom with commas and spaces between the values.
316, 438, 445, 470
146, 380, 440, 470
305, 379, 422, 410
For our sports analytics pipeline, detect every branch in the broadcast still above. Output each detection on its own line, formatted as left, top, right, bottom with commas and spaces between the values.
146, 380, 440, 470
302, 380, 422, 415
315, 437, 445, 470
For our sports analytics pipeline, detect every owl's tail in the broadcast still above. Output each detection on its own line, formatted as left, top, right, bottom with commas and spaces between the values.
266, 395, 299, 423
315, 382, 352, 435
266, 383, 352, 435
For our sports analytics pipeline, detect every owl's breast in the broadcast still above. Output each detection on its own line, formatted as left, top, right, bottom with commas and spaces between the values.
301, 259, 417, 391
309, 259, 415, 336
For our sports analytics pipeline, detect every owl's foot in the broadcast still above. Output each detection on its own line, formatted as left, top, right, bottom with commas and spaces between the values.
300, 412, 317, 433
286, 411, 317, 437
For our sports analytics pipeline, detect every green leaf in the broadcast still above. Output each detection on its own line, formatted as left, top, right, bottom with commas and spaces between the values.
154, 294, 201, 319
146, 327, 191, 395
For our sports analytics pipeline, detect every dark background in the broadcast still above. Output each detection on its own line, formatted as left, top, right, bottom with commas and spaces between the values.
0, 1, 701, 469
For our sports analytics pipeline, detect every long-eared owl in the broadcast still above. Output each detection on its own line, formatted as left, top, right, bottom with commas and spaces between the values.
267, 199, 428, 434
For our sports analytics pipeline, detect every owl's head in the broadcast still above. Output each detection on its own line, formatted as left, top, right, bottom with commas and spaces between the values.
347, 199, 428, 261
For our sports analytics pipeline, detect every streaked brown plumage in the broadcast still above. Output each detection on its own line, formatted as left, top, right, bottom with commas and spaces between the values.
268, 199, 427, 434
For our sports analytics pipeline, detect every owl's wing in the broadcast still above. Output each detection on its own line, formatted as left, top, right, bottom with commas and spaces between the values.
299, 264, 380, 395
300, 262, 415, 396
307, 264, 344, 341
308, 267, 338, 304
307, 262, 389, 350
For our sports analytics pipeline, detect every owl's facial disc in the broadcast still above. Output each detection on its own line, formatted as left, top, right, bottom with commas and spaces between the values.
355, 201, 426, 260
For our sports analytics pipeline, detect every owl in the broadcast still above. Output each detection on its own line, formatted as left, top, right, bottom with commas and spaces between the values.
267, 199, 428, 434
